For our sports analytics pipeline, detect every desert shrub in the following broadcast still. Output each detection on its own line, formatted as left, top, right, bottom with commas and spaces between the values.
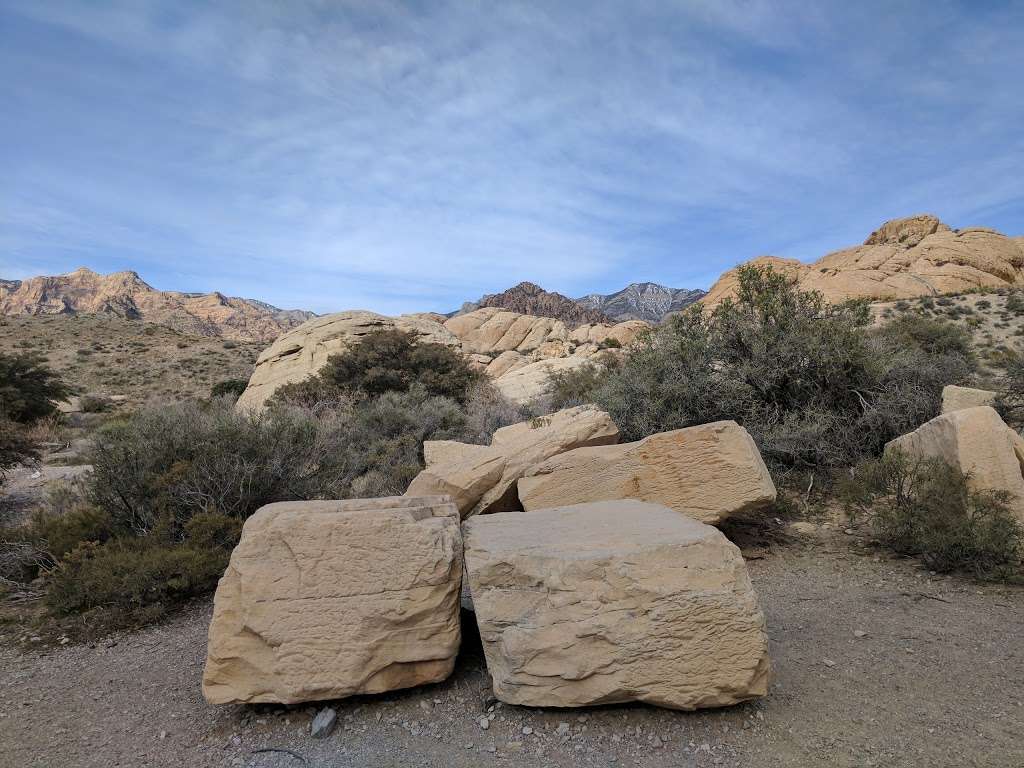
278, 329, 482, 404
44, 540, 228, 628
598, 337, 622, 349
567, 266, 974, 479
182, 512, 244, 551
456, 381, 532, 445
1005, 293, 1024, 315
79, 393, 112, 413
0, 353, 74, 423
975, 299, 991, 310
546, 360, 619, 410
840, 452, 1023, 579
32, 504, 114, 561
0, 418, 39, 483
222, 340, 238, 349
210, 378, 249, 400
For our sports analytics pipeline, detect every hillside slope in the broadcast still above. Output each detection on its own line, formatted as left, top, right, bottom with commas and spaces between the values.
459, 282, 611, 327
0, 267, 314, 343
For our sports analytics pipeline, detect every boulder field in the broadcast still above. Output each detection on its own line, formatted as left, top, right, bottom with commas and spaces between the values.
702, 214, 1024, 307
203, 408, 778, 711
235, 306, 650, 411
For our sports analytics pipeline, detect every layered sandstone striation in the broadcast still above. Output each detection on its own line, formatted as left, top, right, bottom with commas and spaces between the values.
703, 215, 1024, 306
463, 500, 772, 709
202, 496, 463, 705
517, 422, 776, 525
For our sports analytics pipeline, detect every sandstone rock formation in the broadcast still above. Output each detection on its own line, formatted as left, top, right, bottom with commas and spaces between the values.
884, 406, 1024, 521
237, 306, 648, 409
0, 267, 313, 342
463, 500, 771, 710
202, 496, 463, 705
405, 406, 619, 517
702, 215, 1024, 307
941, 385, 997, 414
517, 422, 776, 525
235, 311, 461, 411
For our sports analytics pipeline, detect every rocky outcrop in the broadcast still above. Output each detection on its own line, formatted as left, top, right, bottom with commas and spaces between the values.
465, 281, 612, 327
884, 406, 1024, 521
236, 306, 649, 409
463, 500, 771, 710
405, 406, 620, 517
517, 422, 776, 525
941, 385, 997, 414
703, 215, 1024, 306
235, 311, 461, 411
202, 496, 463, 705
576, 282, 706, 322
0, 267, 313, 342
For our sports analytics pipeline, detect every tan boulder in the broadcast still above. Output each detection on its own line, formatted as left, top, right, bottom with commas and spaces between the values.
405, 406, 619, 517
518, 421, 776, 525
492, 356, 594, 404
884, 406, 1024, 521
202, 496, 463, 705
235, 311, 459, 411
484, 350, 530, 378
463, 500, 771, 710
941, 385, 997, 414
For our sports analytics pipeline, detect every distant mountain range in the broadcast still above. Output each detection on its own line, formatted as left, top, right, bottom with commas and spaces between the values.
0, 267, 315, 343
455, 281, 705, 325
576, 282, 707, 322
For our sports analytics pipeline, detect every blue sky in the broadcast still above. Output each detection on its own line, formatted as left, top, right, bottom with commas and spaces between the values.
2, 1, 1022, 314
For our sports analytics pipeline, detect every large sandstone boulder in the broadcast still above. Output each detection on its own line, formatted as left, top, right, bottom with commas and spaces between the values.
202, 496, 463, 705
884, 406, 1024, 521
405, 406, 619, 517
518, 421, 776, 525
235, 311, 459, 411
941, 384, 997, 414
463, 500, 771, 710
702, 215, 1024, 307
491, 356, 594, 404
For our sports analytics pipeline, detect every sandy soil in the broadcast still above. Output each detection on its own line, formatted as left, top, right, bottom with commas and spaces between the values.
2, 526, 1022, 768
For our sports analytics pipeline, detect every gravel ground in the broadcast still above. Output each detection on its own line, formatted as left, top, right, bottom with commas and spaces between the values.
2, 527, 1022, 768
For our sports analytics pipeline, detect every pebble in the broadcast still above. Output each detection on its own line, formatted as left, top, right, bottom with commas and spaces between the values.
853, 629, 867, 638
522, 726, 533, 735
478, 717, 490, 731
822, 658, 836, 667
311, 707, 338, 739
556, 722, 571, 737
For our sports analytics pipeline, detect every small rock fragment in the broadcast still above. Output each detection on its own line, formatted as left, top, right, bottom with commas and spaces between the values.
310, 707, 337, 739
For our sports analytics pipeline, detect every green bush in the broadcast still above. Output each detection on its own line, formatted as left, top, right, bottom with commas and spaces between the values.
183, 512, 244, 551
45, 541, 229, 628
275, 329, 482, 404
33, 504, 114, 561
210, 378, 249, 400
840, 452, 1023, 579
0, 353, 74, 423
561, 266, 975, 479
546, 360, 618, 410
79, 393, 112, 413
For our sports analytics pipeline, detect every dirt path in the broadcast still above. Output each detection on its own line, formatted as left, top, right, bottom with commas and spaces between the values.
2, 530, 1022, 768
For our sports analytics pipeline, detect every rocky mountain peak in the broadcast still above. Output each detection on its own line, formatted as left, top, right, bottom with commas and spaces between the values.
470, 282, 613, 327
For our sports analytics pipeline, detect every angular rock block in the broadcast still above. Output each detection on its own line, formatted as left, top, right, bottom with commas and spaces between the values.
940, 384, 997, 414
885, 405, 1024, 522
405, 405, 619, 517
463, 500, 772, 710
202, 496, 463, 705
517, 421, 776, 525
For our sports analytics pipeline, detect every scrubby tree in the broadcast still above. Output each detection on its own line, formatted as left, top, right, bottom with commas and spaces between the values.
552, 266, 976, 479
0, 352, 74, 422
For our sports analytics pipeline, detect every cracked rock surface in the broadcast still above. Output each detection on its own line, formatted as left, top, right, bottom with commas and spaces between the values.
202, 496, 463, 705
463, 500, 771, 710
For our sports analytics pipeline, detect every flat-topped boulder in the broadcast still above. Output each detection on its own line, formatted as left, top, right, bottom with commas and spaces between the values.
203, 496, 463, 705
517, 421, 776, 525
405, 406, 619, 517
940, 384, 997, 414
463, 500, 771, 710
885, 406, 1024, 521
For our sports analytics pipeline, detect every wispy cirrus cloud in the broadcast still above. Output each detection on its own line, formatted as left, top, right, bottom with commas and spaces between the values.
2, 0, 1022, 313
